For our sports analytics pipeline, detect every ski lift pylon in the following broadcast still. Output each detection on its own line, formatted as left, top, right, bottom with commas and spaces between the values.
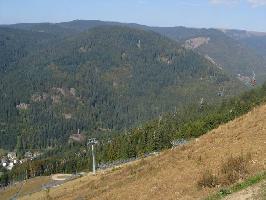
251, 71, 256, 86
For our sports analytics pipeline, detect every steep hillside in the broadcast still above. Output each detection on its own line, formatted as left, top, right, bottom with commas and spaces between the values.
13, 100, 266, 200
0, 26, 243, 150
151, 27, 266, 81
224, 29, 266, 59
0, 27, 56, 73
241, 35, 266, 58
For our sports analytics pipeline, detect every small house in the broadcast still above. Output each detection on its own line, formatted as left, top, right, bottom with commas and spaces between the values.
24, 151, 33, 159
7, 152, 17, 161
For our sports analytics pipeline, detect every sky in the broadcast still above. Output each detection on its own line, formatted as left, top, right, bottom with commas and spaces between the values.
0, 0, 266, 32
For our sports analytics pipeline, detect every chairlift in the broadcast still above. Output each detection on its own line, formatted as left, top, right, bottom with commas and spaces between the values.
137, 40, 141, 48
200, 98, 204, 105
87, 138, 98, 145
199, 98, 204, 110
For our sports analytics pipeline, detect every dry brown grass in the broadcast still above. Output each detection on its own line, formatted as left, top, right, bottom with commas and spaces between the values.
220, 154, 251, 185
198, 153, 251, 188
198, 170, 219, 188
0, 176, 51, 200
14, 104, 266, 200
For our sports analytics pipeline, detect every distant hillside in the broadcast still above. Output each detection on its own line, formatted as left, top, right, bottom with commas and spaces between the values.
0, 26, 242, 151
224, 29, 266, 59
151, 27, 266, 81
5, 20, 266, 83
0, 23, 78, 37
0, 27, 56, 72
1, 20, 146, 34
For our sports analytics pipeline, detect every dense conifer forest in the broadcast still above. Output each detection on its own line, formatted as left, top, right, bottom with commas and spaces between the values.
0, 25, 243, 151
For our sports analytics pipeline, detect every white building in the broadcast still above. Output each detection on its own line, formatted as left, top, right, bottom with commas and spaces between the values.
24, 151, 33, 159
7, 162, 14, 170
7, 152, 17, 161
2, 162, 7, 167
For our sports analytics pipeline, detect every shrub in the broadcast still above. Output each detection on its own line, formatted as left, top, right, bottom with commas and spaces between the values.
198, 170, 219, 188
220, 154, 251, 185
198, 154, 252, 189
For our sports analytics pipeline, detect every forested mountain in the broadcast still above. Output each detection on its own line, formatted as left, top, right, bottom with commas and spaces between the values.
0, 25, 243, 151
223, 29, 266, 59
0, 23, 77, 37
5, 20, 266, 83
1, 20, 144, 35
151, 27, 266, 82
0, 27, 57, 73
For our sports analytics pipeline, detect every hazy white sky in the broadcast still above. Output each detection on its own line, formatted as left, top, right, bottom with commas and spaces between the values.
0, 0, 266, 31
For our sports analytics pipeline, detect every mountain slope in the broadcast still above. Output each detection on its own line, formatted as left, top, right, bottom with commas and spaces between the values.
0, 27, 56, 73
151, 27, 266, 81
16, 99, 266, 200
2, 20, 146, 35
0, 23, 78, 37
4, 20, 266, 82
0, 26, 243, 150
224, 29, 266, 59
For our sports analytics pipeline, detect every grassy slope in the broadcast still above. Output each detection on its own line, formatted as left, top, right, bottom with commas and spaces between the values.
0, 176, 51, 200
13, 103, 266, 200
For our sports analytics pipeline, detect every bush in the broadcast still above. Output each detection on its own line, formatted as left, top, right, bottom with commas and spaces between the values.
198, 154, 251, 189
220, 154, 251, 185
198, 170, 219, 188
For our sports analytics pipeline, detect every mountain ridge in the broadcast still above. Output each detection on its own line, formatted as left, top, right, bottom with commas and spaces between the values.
3, 20, 266, 81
